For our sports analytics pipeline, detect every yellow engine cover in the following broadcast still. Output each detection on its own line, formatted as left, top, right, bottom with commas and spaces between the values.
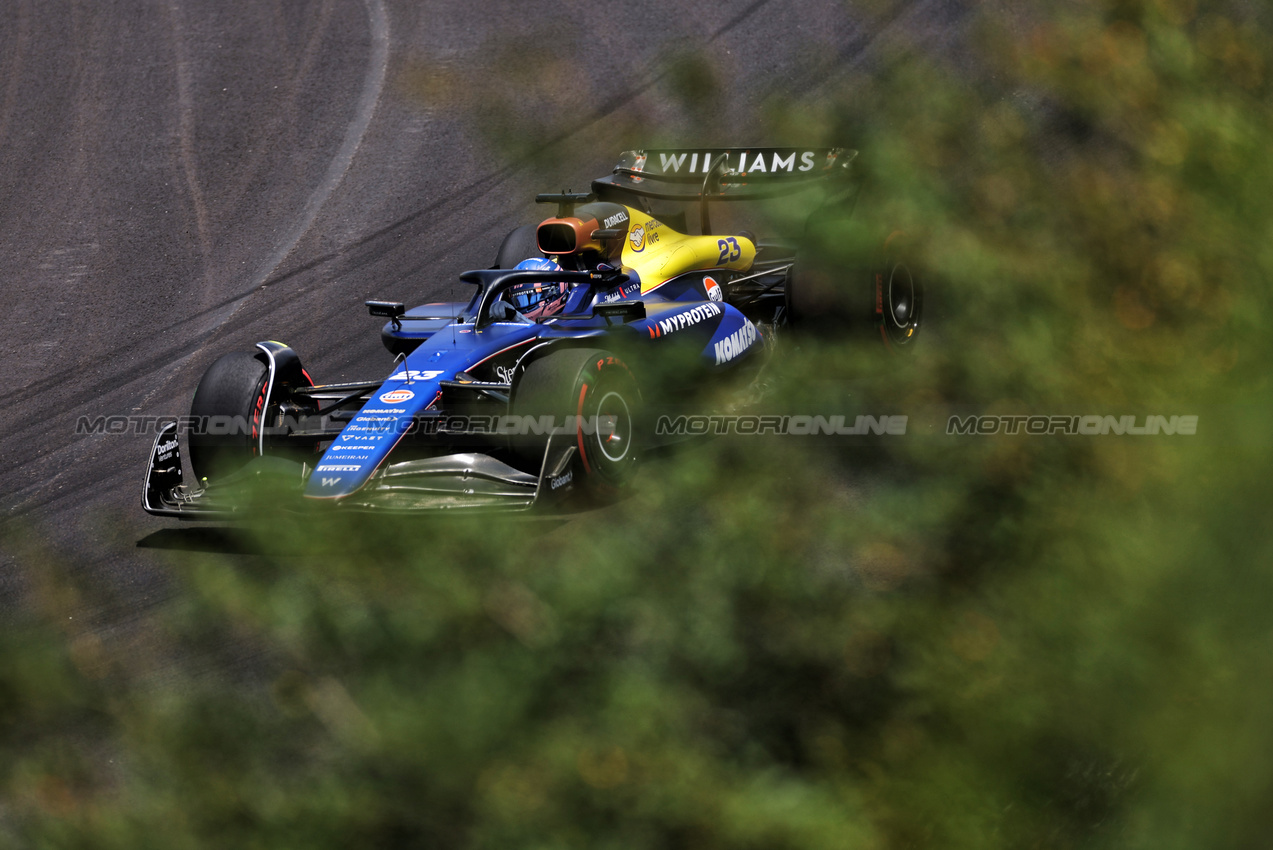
619, 209, 755, 293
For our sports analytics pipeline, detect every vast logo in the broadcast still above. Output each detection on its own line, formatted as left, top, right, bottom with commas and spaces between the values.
379, 388, 415, 404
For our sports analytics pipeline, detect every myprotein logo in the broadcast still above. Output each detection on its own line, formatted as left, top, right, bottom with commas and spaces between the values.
650, 302, 722, 338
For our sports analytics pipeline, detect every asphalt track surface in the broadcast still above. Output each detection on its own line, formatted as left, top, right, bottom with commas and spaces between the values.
0, 1, 999, 630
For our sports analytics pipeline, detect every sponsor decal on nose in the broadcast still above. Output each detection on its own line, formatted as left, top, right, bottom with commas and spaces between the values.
379, 388, 415, 404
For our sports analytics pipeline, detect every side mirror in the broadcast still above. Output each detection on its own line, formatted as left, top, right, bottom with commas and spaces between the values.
366, 300, 405, 330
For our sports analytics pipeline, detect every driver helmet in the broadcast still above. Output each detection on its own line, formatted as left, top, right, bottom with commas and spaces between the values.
504, 257, 570, 319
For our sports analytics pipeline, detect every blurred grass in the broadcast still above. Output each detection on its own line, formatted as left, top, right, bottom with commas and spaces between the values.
6, 1, 1273, 847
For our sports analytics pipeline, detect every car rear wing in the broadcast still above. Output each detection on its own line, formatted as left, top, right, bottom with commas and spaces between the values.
592, 147, 858, 234
593, 147, 856, 202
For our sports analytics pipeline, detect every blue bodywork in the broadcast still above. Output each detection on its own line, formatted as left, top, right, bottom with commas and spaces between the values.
307, 267, 761, 500
141, 264, 769, 518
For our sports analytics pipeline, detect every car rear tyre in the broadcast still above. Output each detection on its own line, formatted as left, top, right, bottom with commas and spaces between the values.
512, 347, 641, 495
874, 231, 923, 351
786, 230, 923, 351
495, 224, 545, 269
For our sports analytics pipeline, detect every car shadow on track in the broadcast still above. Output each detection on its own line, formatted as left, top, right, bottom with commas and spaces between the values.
136, 527, 261, 555
135, 512, 581, 558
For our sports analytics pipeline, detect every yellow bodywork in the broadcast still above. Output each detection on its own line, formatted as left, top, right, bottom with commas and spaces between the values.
619, 208, 755, 294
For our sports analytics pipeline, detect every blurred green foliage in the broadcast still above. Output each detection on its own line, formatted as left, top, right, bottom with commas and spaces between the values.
5, 1, 1273, 847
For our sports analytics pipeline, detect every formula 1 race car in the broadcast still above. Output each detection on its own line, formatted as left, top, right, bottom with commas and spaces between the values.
142, 147, 923, 515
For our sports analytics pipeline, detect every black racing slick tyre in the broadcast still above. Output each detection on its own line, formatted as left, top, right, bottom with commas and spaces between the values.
511, 348, 641, 496
873, 232, 923, 351
495, 224, 545, 269
188, 351, 270, 482
786, 231, 923, 351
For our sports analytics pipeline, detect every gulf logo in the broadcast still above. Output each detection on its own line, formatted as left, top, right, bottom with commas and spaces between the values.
704, 276, 722, 302
379, 388, 415, 404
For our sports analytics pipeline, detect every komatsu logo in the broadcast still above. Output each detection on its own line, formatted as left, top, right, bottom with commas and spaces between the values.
713, 320, 757, 364
657, 150, 822, 175
653, 302, 721, 337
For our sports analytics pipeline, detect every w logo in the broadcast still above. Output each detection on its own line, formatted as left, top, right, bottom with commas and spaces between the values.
322, 477, 340, 487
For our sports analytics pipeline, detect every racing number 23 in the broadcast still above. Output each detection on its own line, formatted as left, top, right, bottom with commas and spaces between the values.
716, 237, 741, 264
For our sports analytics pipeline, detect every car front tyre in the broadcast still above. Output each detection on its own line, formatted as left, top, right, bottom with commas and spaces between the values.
512, 347, 641, 497
188, 351, 270, 481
